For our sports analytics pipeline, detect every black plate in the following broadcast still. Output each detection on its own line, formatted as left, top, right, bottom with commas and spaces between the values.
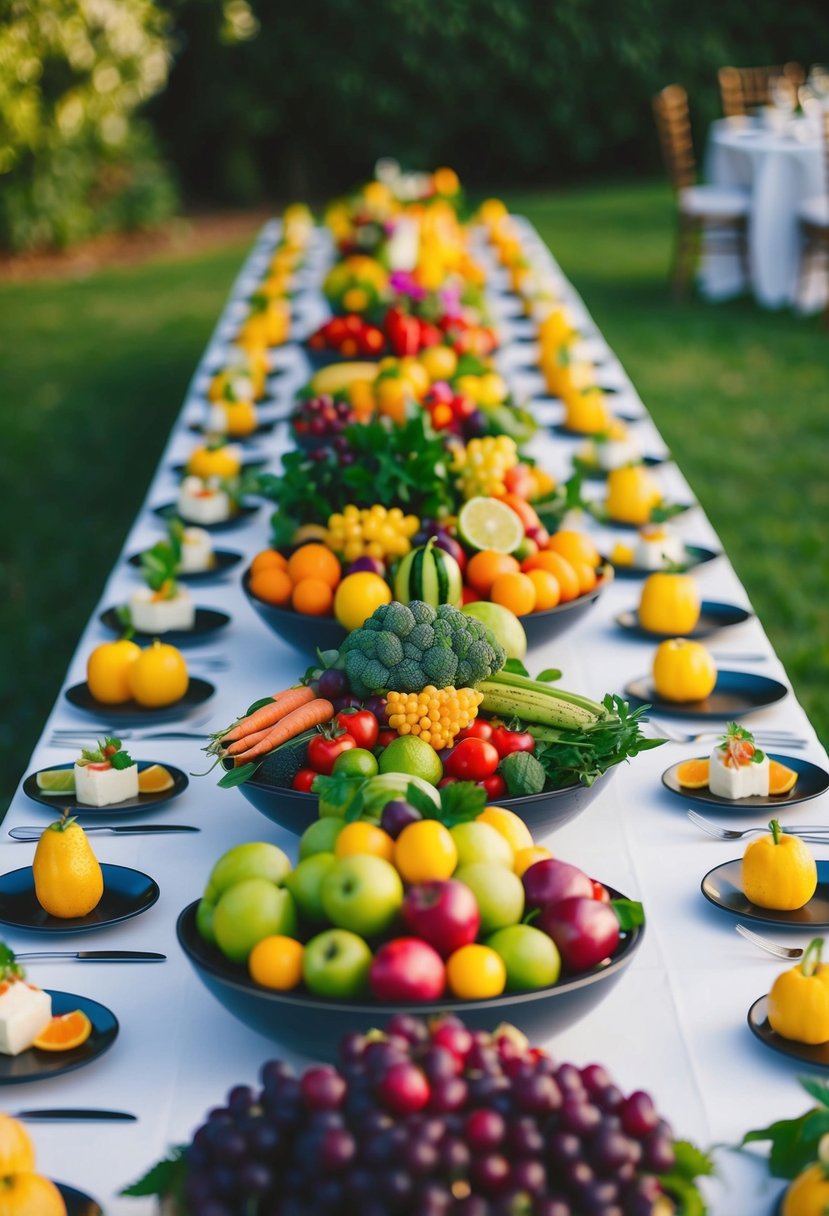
662, 752, 829, 810
58, 1182, 103, 1216
99, 605, 231, 647
177, 882, 642, 1059
572, 454, 668, 481
188, 419, 278, 438
593, 503, 695, 530
65, 677, 214, 723
615, 601, 753, 641
0, 864, 159, 933
153, 502, 260, 531
22, 760, 189, 815
749, 995, 829, 1072
171, 457, 267, 477
549, 412, 643, 438
127, 548, 244, 582
0, 990, 118, 1085
611, 544, 721, 579
624, 671, 788, 720
702, 858, 829, 927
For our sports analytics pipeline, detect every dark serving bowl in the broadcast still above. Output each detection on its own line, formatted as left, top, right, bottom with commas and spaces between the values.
303, 345, 386, 370
177, 890, 643, 1060
242, 568, 347, 653
519, 565, 613, 648
232, 763, 617, 840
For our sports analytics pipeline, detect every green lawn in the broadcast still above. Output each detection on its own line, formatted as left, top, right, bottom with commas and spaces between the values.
2, 181, 828, 806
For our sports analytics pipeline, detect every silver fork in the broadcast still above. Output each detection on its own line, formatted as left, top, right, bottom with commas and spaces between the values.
649, 719, 807, 748
687, 809, 829, 843
736, 924, 804, 960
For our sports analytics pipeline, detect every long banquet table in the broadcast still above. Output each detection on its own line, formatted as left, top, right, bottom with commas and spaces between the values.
5, 216, 827, 1214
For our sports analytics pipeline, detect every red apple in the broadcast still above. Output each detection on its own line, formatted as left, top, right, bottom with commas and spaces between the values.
522, 859, 594, 910
537, 897, 620, 974
369, 937, 446, 1002
402, 880, 481, 958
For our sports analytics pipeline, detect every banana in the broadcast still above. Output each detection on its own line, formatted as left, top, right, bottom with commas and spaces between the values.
477, 680, 599, 729
309, 362, 380, 395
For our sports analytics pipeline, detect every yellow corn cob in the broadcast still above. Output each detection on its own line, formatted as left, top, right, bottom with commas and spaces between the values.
386, 686, 484, 750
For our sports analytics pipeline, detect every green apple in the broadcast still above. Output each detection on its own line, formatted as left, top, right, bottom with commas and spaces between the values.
487, 924, 561, 991
196, 897, 216, 944
285, 853, 336, 923
321, 855, 404, 937
299, 818, 345, 859
454, 863, 524, 934
450, 821, 514, 869
462, 602, 527, 659
204, 842, 292, 902
302, 928, 373, 999
212, 878, 298, 964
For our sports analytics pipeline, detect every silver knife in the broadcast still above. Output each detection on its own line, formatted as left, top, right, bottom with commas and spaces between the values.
14, 951, 166, 962
9, 824, 198, 840
13, 1108, 137, 1122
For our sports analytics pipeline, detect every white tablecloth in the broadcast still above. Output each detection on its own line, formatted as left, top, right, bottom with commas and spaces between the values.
4, 217, 825, 1213
702, 116, 826, 310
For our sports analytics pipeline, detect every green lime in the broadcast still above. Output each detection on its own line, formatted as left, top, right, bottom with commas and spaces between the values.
379, 736, 443, 785
458, 496, 524, 553
35, 769, 76, 794
333, 748, 379, 779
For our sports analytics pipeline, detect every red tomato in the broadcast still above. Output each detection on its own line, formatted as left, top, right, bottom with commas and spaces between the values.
491, 725, 535, 759
591, 880, 611, 903
377, 728, 398, 750
292, 768, 318, 793
456, 720, 494, 743
481, 773, 507, 800
444, 738, 500, 781
438, 777, 458, 788
307, 732, 357, 774
335, 709, 379, 750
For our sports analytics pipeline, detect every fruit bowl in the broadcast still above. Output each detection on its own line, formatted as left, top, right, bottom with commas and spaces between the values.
242, 568, 347, 653
176, 892, 643, 1060
231, 763, 617, 839
518, 564, 613, 648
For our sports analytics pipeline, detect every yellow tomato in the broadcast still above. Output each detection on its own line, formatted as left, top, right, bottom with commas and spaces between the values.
477, 373, 509, 407
335, 822, 395, 863
446, 944, 506, 999
186, 444, 242, 480
563, 387, 611, 435
127, 641, 189, 708
248, 936, 304, 991
394, 821, 458, 884
86, 639, 141, 704
638, 572, 701, 635
783, 1162, 829, 1216
333, 572, 392, 632
397, 358, 430, 398
419, 345, 458, 382
221, 400, 258, 437
605, 466, 663, 526
652, 639, 717, 703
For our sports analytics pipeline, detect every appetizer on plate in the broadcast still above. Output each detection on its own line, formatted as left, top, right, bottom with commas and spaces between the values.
577, 419, 643, 472
0, 947, 52, 1055
612, 524, 688, 571
73, 738, 138, 807
177, 475, 233, 525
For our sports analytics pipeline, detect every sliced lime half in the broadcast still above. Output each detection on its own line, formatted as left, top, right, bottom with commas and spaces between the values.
458, 496, 524, 553
36, 769, 76, 795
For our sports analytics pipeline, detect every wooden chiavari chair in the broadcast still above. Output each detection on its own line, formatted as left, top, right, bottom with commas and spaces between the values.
718, 63, 806, 116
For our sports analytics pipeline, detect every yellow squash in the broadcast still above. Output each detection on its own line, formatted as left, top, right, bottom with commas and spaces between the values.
652, 638, 717, 702
742, 819, 817, 911
638, 571, 701, 635
33, 815, 103, 919
768, 938, 829, 1045
783, 1162, 829, 1216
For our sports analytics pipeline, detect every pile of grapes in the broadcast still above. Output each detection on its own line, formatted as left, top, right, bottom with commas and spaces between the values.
178, 1016, 694, 1216
291, 394, 358, 447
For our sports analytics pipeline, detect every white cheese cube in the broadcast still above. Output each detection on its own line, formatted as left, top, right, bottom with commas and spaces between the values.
74, 761, 140, 807
633, 529, 687, 571
206, 404, 230, 434
709, 747, 770, 799
179, 527, 215, 573
0, 981, 52, 1055
130, 587, 195, 633
177, 477, 231, 525
596, 437, 643, 472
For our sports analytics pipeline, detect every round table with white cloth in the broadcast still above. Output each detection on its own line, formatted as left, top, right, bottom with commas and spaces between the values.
701, 116, 826, 310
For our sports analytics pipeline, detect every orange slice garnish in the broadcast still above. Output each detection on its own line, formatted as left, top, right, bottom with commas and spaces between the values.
137, 764, 174, 794
769, 760, 798, 796
33, 1010, 92, 1052
676, 758, 710, 789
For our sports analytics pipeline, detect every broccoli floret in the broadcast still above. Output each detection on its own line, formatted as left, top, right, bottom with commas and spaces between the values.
375, 631, 404, 668
408, 601, 436, 626
392, 660, 426, 691
361, 616, 383, 633
421, 647, 458, 686
408, 623, 436, 651
358, 632, 379, 660
360, 659, 391, 691
432, 618, 452, 642
382, 602, 416, 636
403, 641, 421, 660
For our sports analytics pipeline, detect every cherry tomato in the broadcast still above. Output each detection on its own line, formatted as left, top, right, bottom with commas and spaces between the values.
335, 709, 379, 750
456, 720, 494, 743
591, 879, 611, 903
307, 732, 357, 775
491, 725, 536, 759
377, 728, 398, 750
292, 768, 318, 793
444, 738, 500, 782
438, 777, 458, 788
481, 773, 507, 800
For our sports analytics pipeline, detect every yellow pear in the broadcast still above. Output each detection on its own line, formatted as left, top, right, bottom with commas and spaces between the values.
33, 814, 103, 918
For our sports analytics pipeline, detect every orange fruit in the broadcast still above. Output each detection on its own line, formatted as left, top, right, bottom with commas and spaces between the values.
248, 935, 304, 991
526, 569, 561, 612
127, 641, 189, 708
223, 400, 258, 437
335, 822, 395, 862
676, 758, 710, 789
0, 1114, 35, 1174
394, 821, 458, 884
466, 551, 520, 596
137, 764, 174, 794
446, 944, 506, 999
522, 552, 580, 602
250, 567, 292, 607
496, 493, 542, 533
490, 571, 536, 616
547, 530, 601, 569
33, 1009, 92, 1051
572, 561, 598, 595
292, 577, 334, 617
769, 760, 798, 796
287, 543, 341, 589
86, 639, 141, 705
0, 1172, 65, 1215
251, 549, 288, 574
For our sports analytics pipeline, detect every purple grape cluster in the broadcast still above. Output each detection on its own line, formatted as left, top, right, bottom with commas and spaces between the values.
292, 394, 356, 443
180, 1016, 680, 1216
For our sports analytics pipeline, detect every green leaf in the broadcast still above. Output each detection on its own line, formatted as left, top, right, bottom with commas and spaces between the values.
115, 603, 132, 629
405, 781, 445, 820
312, 772, 365, 821
673, 1139, 716, 1180
535, 668, 562, 683
500, 751, 546, 796
245, 696, 276, 717
742, 1111, 820, 1179
121, 1146, 187, 1199
502, 657, 530, 678
801, 1077, 829, 1109
612, 898, 645, 930
438, 781, 487, 825
110, 749, 134, 770
217, 761, 261, 788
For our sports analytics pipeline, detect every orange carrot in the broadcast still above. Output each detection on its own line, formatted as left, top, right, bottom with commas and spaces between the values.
232, 699, 335, 766
221, 686, 315, 745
